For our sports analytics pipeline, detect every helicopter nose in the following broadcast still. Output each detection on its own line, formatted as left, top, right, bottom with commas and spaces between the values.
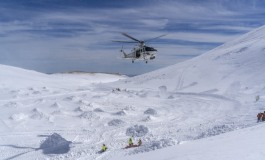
151, 47, 157, 51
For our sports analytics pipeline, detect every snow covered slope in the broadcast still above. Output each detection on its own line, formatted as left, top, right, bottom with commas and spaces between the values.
0, 64, 50, 88
0, 64, 126, 100
111, 123, 265, 160
115, 25, 265, 96
0, 64, 126, 89
1, 25, 265, 160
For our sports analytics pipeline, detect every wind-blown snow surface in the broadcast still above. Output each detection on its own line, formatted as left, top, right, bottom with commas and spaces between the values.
1, 25, 265, 160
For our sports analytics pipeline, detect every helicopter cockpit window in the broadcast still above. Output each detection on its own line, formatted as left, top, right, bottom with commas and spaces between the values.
145, 47, 157, 51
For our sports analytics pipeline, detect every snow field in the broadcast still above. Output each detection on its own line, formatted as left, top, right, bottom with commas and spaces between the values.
0, 84, 261, 159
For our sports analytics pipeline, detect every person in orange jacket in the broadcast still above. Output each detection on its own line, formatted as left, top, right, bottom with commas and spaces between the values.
257, 112, 262, 122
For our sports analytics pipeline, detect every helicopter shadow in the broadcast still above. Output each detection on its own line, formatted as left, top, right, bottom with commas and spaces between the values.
1, 133, 73, 160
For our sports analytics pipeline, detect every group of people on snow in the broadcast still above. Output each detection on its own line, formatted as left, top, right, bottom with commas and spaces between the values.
257, 111, 265, 122
128, 137, 142, 147
100, 137, 142, 153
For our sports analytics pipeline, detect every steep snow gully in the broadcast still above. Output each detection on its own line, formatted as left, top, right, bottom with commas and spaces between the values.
1, 25, 265, 160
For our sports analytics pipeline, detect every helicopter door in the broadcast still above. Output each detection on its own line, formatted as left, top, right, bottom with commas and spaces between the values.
136, 50, 141, 58
140, 47, 145, 59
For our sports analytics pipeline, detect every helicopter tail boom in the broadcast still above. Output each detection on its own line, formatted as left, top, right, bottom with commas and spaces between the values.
120, 49, 128, 58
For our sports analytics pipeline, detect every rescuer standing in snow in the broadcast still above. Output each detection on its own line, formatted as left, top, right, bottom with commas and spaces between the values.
128, 137, 133, 147
138, 139, 142, 146
257, 112, 262, 122
101, 144, 107, 152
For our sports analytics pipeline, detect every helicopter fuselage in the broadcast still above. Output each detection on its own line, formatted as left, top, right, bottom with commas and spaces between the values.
122, 45, 157, 62
113, 32, 165, 63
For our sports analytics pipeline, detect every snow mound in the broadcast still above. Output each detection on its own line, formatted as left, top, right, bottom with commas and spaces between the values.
51, 110, 63, 115
93, 108, 104, 112
196, 124, 235, 139
9, 113, 28, 121
74, 105, 91, 112
158, 86, 167, 92
123, 105, 136, 111
167, 95, 174, 99
108, 119, 125, 126
141, 115, 156, 122
78, 100, 90, 105
126, 125, 149, 137
144, 108, 158, 116
79, 111, 99, 120
51, 102, 61, 108
64, 96, 79, 101
130, 138, 175, 154
4, 102, 22, 108
40, 133, 71, 154
37, 98, 45, 103
136, 92, 148, 98
30, 108, 47, 120
114, 110, 127, 116
9, 89, 21, 94
32, 90, 41, 95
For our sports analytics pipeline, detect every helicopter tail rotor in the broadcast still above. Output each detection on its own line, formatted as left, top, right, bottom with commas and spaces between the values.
120, 45, 128, 58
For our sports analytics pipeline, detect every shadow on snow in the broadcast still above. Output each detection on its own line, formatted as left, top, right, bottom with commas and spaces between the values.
1, 133, 72, 160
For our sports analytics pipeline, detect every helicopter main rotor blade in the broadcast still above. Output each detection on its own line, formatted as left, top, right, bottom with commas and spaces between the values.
112, 40, 138, 43
121, 33, 143, 43
145, 34, 167, 42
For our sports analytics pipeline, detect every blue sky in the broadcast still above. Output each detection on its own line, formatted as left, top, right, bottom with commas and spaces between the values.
0, 0, 265, 75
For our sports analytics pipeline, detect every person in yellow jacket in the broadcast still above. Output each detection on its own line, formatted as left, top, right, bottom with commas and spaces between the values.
128, 137, 133, 147
101, 144, 107, 152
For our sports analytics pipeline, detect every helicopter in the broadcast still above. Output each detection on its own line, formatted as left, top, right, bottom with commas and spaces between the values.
113, 33, 166, 63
